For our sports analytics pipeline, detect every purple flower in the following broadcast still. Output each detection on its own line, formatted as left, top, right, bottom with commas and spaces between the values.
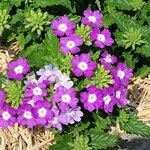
60, 34, 83, 55
51, 16, 76, 36
0, 104, 16, 128
32, 101, 53, 125
59, 107, 83, 124
53, 86, 79, 111
101, 87, 115, 113
81, 10, 103, 28
7, 57, 30, 80
24, 82, 47, 100
46, 107, 63, 130
17, 104, 36, 128
90, 28, 114, 48
0, 90, 6, 107
111, 63, 133, 86
99, 51, 117, 69
71, 53, 97, 78
22, 97, 40, 107
80, 86, 103, 112
114, 84, 128, 107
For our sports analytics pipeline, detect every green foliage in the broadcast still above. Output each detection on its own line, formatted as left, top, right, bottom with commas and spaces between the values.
24, 9, 50, 36
118, 110, 150, 136
0, 74, 6, 88
135, 65, 150, 78
75, 24, 92, 46
0, 9, 10, 36
4, 81, 24, 108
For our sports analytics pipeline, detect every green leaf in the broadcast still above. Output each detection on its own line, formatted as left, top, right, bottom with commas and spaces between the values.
16, 34, 26, 49
119, 112, 150, 136
135, 65, 150, 78
90, 132, 118, 150
0, 74, 6, 88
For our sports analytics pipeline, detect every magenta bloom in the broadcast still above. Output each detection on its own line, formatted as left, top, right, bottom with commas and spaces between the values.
81, 10, 103, 28
90, 28, 114, 48
32, 101, 53, 125
24, 82, 47, 100
22, 97, 41, 107
60, 34, 83, 55
0, 104, 16, 128
17, 104, 36, 128
53, 86, 79, 111
7, 57, 30, 80
80, 86, 103, 112
111, 63, 133, 86
114, 84, 128, 107
101, 87, 115, 113
71, 53, 97, 78
51, 16, 76, 36
99, 51, 117, 69
0, 90, 6, 107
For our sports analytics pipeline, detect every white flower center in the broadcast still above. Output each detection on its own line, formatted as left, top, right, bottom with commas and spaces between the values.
2, 111, 10, 121
14, 65, 23, 74
97, 34, 105, 42
103, 95, 111, 105
66, 41, 75, 49
88, 94, 97, 103
27, 100, 35, 107
88, 16, 96, 23
38, 107, 47, 117
58, 23, 67, 32
117, 70, 125, 79
33, 87, 42, 95
116, 91, 121, 99
52, 117, 58, 124
23, 111, 32, 119
62, 94, 71, 103
104, 55, 112, 63
78, 62, 88, 71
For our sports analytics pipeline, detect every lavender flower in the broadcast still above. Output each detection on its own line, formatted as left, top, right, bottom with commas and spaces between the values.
53, 86, 79, 111
99, 51, 117, 69
0, 90, 6, 107
111, 62, 133, 86
22, 97, 40, 107
0, 104, 16, 128
90, 28, 114, 48
32, 101, 53, 125
71, 53, 97, 78
80, 86, 103, 112
24, 82, 47, 100
7, 57, 30, 80
60, 34, 83, 55
81, 10, 103, 28
17, 104, 36, 128
51, 16, 76, 36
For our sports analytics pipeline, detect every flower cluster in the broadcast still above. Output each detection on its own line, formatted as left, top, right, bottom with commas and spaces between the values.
0, 60, 83, 129
51, 10, 133, 113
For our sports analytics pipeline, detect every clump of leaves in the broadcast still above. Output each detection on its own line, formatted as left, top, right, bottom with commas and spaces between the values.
24, 9, 50, 35
0, 9, 10, 36
4, 81, 24, 108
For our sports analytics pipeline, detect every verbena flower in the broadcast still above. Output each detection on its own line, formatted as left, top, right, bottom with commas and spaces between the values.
22, 97, 40, 107
17, 104, 36, 128
101, 87, 115, 113
51, 16, 76, 36
24, 82, 47, 100
114, 84, 127, 107
81, 9, 103, 28
111, 62, 133, 86
0, 104, 16, 128
0, 90, 6, 107
59, 107, 83, 124
53, 86, 79, 111
80, 86, 103, 112
90, 28, 114, 48
32, 101, 53, 125
71, 53, 97, 78
7, 57, 30, 81
99, 51, 117, 69
60, 34, 83, 55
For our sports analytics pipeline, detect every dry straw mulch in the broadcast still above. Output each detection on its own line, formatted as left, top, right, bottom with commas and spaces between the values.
0, 124, 55, 150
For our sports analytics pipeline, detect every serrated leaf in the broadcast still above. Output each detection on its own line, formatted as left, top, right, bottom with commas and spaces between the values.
135, 65, 150, 78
